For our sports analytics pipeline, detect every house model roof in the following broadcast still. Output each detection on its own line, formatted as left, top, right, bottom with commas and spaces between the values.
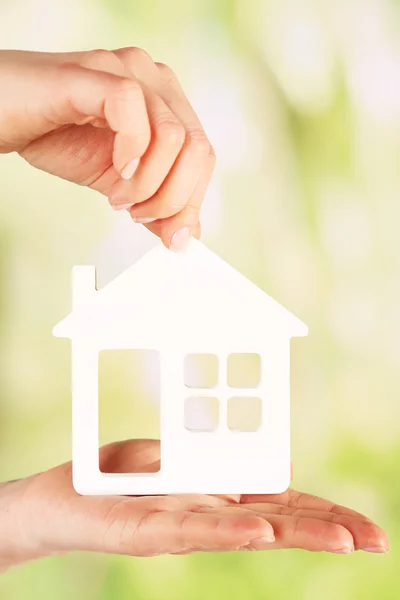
53, 238, 308, 351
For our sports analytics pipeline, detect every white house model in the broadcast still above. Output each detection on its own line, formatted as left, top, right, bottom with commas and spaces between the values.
53, 238, 308, 496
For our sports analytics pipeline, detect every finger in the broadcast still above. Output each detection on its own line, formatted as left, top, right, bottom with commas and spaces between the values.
246, 514, 355, 553
236, 503, 389, 553
192, 507, 355, 553
108, 91, 185, 211
155, 62, 205, 134
99, 439, 161, 474
49, 62, 151, 177
125, 58, 211, 234
241, 488, 370, 521
112, 47, 161, 88
109, 48, 187, 211
127, 131, 209, 223
75, 50, 179, 199
136, 145, 215, 249
114, 52, 205, 148
76, 51, 151, 176
113, 51, 213, 240
156, 146, 216, 249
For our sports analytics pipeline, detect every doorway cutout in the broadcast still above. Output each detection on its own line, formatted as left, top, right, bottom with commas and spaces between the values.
98, 349, 160, 473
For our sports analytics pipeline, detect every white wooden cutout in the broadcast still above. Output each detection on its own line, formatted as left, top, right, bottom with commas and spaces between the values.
53, 238, 308, 495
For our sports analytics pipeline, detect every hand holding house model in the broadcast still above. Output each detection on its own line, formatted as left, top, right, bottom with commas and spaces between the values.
53, 238, 308, 496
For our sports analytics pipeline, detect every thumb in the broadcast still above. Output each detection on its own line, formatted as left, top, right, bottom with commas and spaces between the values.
18, 63, 151, 175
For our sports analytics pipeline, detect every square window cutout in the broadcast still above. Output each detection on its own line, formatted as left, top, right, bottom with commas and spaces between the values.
227, 397, 262, 432
227, 354, 261, 388
184, 354, 218, 388
184, 397, 219, 431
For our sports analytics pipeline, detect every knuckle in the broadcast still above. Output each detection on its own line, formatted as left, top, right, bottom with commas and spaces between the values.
81, 48, 118, 69
154, 119, 185, 145
186, 131, 210, 155
117, 46, 153, 65
155, 62, 177, 84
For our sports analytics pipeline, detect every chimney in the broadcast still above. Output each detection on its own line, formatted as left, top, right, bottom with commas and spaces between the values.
72, 266, 97, 311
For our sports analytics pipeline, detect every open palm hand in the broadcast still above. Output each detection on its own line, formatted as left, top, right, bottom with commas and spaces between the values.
0, 440, 389, 571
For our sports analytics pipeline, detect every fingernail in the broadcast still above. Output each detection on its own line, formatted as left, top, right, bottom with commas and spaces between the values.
121, 158, 140, 180
249, 535, 275, 546
331, 547, 354, 554
112, 202, 133, 211
363, 547, 389, 554
132, 217, 157, 224
170, 227, 191, 252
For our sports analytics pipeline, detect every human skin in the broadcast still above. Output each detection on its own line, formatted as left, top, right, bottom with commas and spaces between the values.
0, 439, 389, 571
0, 48, 215, 250
0, 48, 390, 568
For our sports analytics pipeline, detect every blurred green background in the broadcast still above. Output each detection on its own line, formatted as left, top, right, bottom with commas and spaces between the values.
0, 0, 399, 598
